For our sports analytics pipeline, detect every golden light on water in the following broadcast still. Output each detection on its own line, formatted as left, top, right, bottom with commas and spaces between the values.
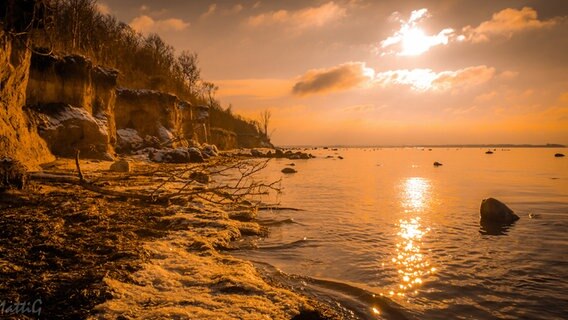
402, 177, 430, 212
387, 177, 437, 298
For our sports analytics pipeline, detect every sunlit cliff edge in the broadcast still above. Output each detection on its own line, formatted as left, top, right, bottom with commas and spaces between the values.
1, 1, 272, 169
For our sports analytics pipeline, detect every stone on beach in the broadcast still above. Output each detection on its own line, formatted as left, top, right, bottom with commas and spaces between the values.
0, 157, 28, 190
433, 161, 443, 166
480, 198, 520, 224
554, 153, 565, 157
109, 159, 131, 172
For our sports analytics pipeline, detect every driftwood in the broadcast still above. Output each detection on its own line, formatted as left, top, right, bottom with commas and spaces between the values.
29, 157, 281, 205
29, 173, 162, 202
258, 206, 305, 211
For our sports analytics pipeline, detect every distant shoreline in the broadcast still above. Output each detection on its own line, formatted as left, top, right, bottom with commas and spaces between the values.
281, 144, 566, 149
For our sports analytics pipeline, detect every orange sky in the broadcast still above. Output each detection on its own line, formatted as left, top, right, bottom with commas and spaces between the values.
102, 0, 568, 146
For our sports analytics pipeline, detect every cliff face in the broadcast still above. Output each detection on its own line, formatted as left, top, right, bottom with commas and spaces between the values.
210, 127, 237, 150
115, 89, 195, 152
192, 105, 210, 144
2, 43, 269, 165
26, 52, 119, 160
0, 31, 54, 168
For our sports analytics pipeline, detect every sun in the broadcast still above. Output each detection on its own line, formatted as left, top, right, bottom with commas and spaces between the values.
401, 28, 431, 56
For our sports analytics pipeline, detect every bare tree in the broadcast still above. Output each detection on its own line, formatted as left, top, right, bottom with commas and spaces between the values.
200, 81, 218, 107
258, 109, 272, 138
178, 50, 201, 96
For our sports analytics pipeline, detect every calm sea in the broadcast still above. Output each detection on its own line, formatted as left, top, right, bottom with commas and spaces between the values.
234, 148, 568, 320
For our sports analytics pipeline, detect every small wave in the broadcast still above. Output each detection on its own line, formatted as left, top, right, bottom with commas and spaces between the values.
253, 261, 415, 320
258, 218, 305, 226
258, 238, 315, 250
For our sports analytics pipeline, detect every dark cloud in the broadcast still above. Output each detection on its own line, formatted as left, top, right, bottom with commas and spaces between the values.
292, 62, 374, 96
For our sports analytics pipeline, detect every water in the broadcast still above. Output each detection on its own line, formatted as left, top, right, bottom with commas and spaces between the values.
233, 148, 568, 319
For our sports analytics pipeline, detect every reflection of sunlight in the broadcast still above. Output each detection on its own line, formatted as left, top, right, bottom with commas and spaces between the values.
386, 177, 436, 298
403, 177, 430, 212
390, 217, 435, 297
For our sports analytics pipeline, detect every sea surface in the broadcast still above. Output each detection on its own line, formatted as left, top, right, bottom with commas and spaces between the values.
233, 148, 568, 320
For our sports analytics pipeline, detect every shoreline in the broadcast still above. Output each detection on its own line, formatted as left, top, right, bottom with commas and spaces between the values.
0, 158, 340, 319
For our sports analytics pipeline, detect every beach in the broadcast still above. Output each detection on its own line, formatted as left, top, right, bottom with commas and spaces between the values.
0, 157, 340, 319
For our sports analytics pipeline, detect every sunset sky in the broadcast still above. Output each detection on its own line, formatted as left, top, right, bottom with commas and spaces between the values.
101, 0, 568, 146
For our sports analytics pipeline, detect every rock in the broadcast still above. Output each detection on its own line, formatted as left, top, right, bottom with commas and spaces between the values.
485, 150, 494, 154
554, 153, 565, 157
109, 159, 131, 172
0, 157, 28, 191
190, 171, 210, 184
433, 161, 443, 166
32, 103, 114, 160
287, 163, 295, 166
338, 156, 344, 160
188, 147, 205, 163
275, 148, 284, 158
251, 149, 263, 157
480, 198, 520, 224
281, 167, 297, 174
201, 144, 219, 157
149, 148, 190, 163
116, 128, 144, 152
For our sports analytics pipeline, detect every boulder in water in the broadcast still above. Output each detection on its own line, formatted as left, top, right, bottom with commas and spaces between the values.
480, 198, 520, 224
433, 161, 443, 166
554, 153, 565, 157
281, 167, 297, 174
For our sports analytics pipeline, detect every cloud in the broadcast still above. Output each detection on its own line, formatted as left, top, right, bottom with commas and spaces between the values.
248, 2, 346, 29
343, 104, 386, 112
96, 2, 111, 15
462, 7, 559, 42
201, 4, 217, 19
374, 65, 496, 92
292, 62, 375, 96
228, 4, 244, 15
201, 3, 243, 19
380, 8, 455, 56
130, 15, 190, 34
293, 62, 496, 95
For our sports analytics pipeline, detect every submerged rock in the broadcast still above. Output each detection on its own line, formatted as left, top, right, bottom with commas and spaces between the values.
485, 150, 494, 154
109, 159, 130, 173
554, 153, 565, 157
480, 198, 520, 224
281, 167, 297, 174
433, 161, 443, 166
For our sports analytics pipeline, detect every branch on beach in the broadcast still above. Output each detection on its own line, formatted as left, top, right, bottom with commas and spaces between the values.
29, 157, 281, 206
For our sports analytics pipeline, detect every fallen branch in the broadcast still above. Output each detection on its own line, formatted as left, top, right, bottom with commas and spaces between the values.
258, 206, 305, 211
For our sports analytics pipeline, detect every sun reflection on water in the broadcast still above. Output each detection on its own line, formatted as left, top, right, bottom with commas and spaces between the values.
387, 177, 436, 298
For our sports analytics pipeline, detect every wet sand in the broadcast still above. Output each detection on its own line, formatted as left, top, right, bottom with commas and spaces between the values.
0, 158, 340, 319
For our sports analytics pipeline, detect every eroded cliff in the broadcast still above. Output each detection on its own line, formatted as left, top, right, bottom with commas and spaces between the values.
26, 52, 118, 160
0, 32, 54, 168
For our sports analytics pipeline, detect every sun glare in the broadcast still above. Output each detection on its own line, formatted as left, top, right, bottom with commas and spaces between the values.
401, 28, 429, 56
